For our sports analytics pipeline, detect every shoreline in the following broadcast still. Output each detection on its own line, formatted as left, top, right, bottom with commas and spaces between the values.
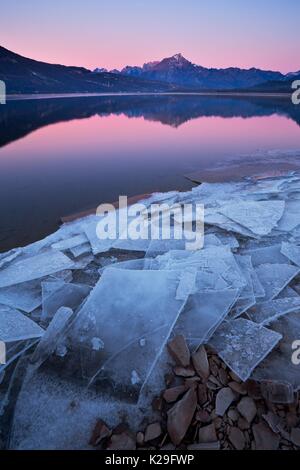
6, 91, 292, 101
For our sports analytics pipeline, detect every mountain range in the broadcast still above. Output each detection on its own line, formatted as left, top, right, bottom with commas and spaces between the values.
0, 46, 299, 94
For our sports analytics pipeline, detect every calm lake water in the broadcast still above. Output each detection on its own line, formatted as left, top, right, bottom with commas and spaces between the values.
1, 94, 300, 251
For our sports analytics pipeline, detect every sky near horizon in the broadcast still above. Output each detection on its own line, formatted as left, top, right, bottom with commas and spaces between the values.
1, 0, 298, 73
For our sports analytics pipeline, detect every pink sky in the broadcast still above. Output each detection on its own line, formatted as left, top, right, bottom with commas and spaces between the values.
1, 0, 299, 73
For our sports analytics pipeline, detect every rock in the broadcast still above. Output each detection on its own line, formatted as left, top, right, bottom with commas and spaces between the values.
228, 381, 247, 395
197, 384, 208, 405
167, 386, 197, 445
136, 432, 144, 446
252, 423, 280, 450
195, 409, 211, 423
229, 371, 241, 383
260, 380, 294, 404
107, 431, 136, 450
198, 423, 217, 443
245, 379, 262, 399
163, 385, 187, 403
218, 368, 229, 386
145, 422, 162, 442
160, 443, 176, 450
173, 365, 195, 377
89, 419, 111, 446
192, 346, 210, 380
215, 387, 237, 416
237, 417, 250, 430
290, 428, 300, 447
168, 335, 190, 367
237, 397, 257, 424
152, 396, 164, 411
187, 442, 220, 450
229, 427, 245, 450
262, 412, 283, 434
286, 412, 299, 429
227, 409, 239, 422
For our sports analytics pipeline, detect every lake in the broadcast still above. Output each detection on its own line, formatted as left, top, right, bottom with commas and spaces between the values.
1, 94, 300, 251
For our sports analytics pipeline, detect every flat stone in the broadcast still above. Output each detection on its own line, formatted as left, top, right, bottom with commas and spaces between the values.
238, 417, 250, 431
167, 386, 197, 445
215, 387, 237, 416
229, 427, 245, 450
168, 335, 190, 367
290, 428, 300, 447
173, 366, 195, 378
237, 397, 257, 424
192, 346, 210, 380
218, 368, 229, 386
136, 432, 144, 446
107, 431, 136, 450
252, 422, 280, 450
227, 409, 239, 422
228, 381, 247, 395
89, 419, 111, 446
163, 386, 187, 403
144, 422, 162, 442
197, 384, 208, 406
198, 423, 217, 443
195, 410, 211, 424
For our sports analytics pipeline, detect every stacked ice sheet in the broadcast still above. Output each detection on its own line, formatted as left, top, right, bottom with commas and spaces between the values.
2, 171, 300, 446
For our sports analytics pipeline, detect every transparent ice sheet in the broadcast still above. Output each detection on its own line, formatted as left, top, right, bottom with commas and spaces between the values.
208, 318, 282, 382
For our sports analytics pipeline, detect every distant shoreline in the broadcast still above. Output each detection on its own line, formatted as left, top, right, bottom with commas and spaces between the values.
6, 91, 292, 101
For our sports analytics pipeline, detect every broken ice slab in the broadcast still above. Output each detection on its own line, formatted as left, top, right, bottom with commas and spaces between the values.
145, 239, 186, 257
255, 263, 300, 301
69, 243, 91, 258
0, 251, 74, 288
218, 201, 285, 236
173, 289, 239, 348
51, 234, 88, 251
0, 279, 42, 313
247, 297, 300, 325
192, 271, 228, 292
99, 258, 152, 275
213, 232, 239, 249
208, 318, 282, 382
30, 307, 73, 368
260, 380, 295, 404
281, 241, 300, 267
0, 248, 22, 269
276, 200, 300, 232
252, 312, 300, 391
243, 245, 288, 267
277, 286, 299, 298
0, 305, 44, 343
41, 282, 91, 321
205, 209, 259, 238
154, 246, 247, 291
113, 237, 151, 252
84, 221, 114, 255
66, 268, 187, 400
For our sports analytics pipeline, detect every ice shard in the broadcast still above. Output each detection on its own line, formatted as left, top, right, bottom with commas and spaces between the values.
173, 289, 239, 348
247, 297, 300, 325
281, 241, 300, 267
0, 251, 74, 288
252, 312, 300, 390
51, 234, 88, 251
41, 282, 91, 321
30, 307, 73, 368
0, 280, 42, 313
255, 263, 300, 301
218, 201, 285, 236
65, 268, 187, 400
0, 305, 44, 343
209, 318, 282, 382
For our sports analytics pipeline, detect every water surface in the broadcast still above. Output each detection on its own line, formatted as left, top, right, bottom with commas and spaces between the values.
1, 94, 300, 251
